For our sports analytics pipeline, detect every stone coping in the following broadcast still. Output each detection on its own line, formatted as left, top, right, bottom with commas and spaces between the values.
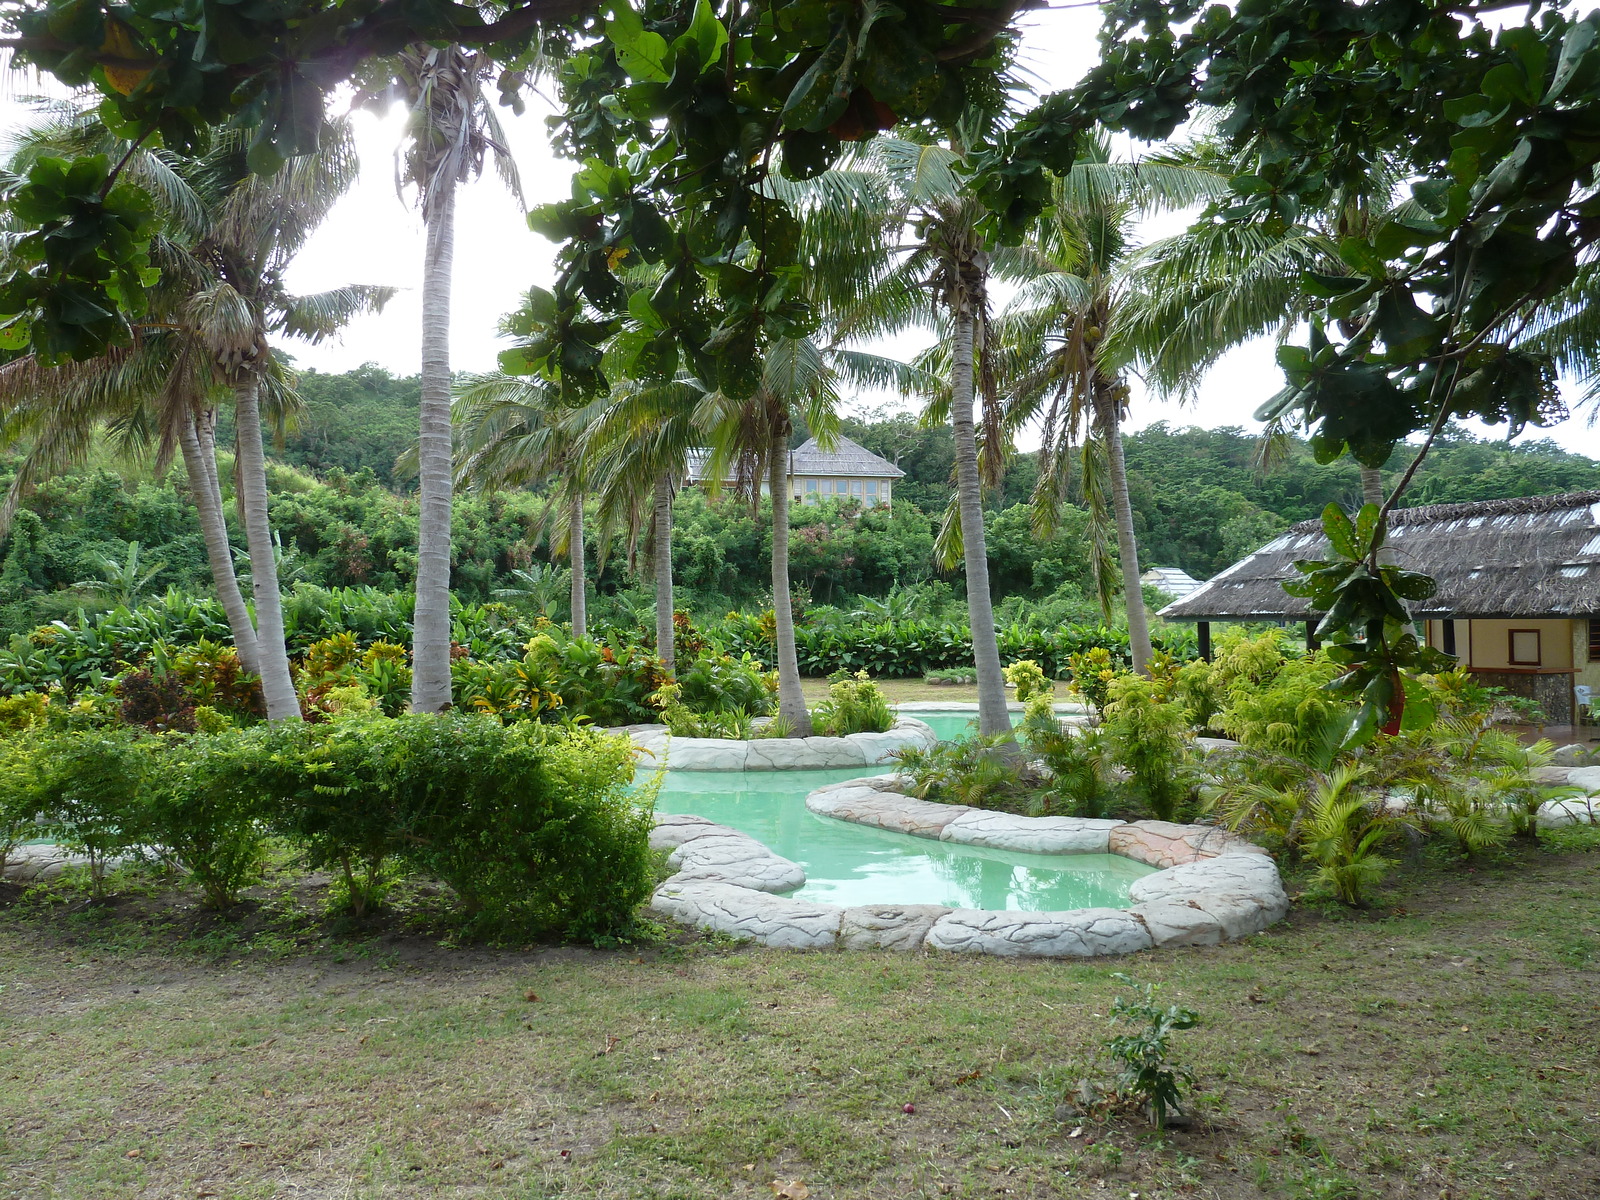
2, 844, 112, 883
648, 774, 1289, 956
609, 716, 937, 772
891, 700, 1091, 714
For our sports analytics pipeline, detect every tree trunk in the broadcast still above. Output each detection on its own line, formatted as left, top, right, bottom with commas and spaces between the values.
232, 375, 300, 720
653, 471, 675, 670
1360, 466, 1384, 507
568, 490, 587, 639
769, 434, 812, 735
179, 410, 260, 676
949, 304, 1010, 738
412, 169, 458, 713
1100, 392, 1153, 674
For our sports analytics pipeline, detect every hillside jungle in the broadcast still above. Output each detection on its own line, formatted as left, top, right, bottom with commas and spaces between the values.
3, 363, 1595, 651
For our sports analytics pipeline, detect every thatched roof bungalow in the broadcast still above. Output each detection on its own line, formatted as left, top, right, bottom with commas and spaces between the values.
1160, 491, 1600, 724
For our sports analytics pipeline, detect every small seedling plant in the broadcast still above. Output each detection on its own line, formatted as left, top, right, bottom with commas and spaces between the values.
1105, 973, 1199, 1130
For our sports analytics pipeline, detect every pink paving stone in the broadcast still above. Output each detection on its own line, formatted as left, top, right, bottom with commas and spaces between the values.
1108, 820, 1266, 868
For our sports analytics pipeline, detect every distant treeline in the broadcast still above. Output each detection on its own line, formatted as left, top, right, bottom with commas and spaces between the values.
0, 365, 1593, 640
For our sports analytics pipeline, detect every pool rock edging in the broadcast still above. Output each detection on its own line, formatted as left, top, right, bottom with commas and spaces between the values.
611, 716, 937, 772
649, 774, 1289, 957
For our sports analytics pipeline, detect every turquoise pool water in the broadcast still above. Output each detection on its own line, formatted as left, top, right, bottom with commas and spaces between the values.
651, 767, 1153, 910
910, 710, 1021, 741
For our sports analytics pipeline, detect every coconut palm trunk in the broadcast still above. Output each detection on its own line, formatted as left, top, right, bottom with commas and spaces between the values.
768, 434, 812, 735
949, 305, 1010, 738
1359, 466, 1384, 506
1097, 387, 1153, 674
653, 472, 676, 670
178, 411, 260, 675
412, 171, 458, 713
232, 375, 300, 720
568, 491, 587, 638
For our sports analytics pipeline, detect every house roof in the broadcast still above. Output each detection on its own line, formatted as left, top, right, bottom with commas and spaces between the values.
1141, 567, 1205, 600
1160, 490, 1600, 622
685, 436, 905, 483
789, 436, 905, 478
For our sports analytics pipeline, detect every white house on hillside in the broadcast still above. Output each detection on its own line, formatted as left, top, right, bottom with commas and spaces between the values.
686, 436, 904, 507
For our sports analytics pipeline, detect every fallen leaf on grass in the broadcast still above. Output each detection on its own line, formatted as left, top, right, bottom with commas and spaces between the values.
524, 990, 539, 1002
770, 1181, 809, 1200
125, 1149, 141, 1159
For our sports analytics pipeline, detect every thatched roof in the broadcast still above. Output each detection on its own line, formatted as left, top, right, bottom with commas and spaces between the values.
1161, 490, 1600, 621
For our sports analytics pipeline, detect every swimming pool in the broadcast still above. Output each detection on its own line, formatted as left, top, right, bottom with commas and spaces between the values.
909, 710, 1021, 741
650, 766, 1154, 910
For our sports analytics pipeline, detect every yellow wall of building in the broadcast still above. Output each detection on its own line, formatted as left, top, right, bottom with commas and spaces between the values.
1462, 618, 1574, 669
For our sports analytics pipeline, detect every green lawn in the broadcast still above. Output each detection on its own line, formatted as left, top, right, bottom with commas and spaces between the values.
2, 836, 1598, 1200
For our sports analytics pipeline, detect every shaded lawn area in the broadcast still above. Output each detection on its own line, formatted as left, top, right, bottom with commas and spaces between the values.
2, 836, 1598, 1200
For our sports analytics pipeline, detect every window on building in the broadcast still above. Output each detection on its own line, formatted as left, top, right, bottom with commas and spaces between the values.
866, 480, 878, 495
805, 478, 816, 491
852, 479, 864, 495
1509, 629, 1542, 666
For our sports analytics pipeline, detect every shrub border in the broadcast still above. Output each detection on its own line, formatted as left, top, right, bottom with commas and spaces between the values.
649, 773, 1291, 956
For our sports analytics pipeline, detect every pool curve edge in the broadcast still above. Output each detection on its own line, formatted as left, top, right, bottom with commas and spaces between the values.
650, 773, 1290, 957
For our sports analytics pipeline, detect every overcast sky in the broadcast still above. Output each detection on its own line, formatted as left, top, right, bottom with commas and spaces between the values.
6, 9, 1598, 456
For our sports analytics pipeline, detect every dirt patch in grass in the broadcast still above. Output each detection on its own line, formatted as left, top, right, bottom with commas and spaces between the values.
3, 840, 1599, 1200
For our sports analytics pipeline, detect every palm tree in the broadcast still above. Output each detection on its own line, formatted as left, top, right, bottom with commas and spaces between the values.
0, 110, 390, 715
583, 377, 714, 671
392, 45, 520, 712
994, 144, 1230, 672
454, 373, 590, 635
818, 139, 1012, 738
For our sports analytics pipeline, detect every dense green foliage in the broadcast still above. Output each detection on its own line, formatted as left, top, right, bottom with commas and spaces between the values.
6, 710, 656, 938
0, 371, 1593, 654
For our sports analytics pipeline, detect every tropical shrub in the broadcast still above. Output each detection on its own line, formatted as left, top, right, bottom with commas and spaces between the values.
32, 726, 151, 898
244, 713, 653, 936
1303, 790, 1396, 907
1102, 675, 1197, 822
1066, 646, 1120, 716
1212, 643, 1346, 754
1022, 702, 1117, 820
895, 734, 1028, 811
115, 668, 197, 733
141, 731, 269, 908
651, 682, 756, 739
1003, 659, 1050, 701
0, 733, 44, 874
812, 671, 893, 737
1105, 974, 1199, 1130
675, 651, 775, 717
523, 632, 666, 726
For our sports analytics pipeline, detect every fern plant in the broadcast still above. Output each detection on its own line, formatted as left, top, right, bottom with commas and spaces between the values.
1302, 787, 1395, 907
